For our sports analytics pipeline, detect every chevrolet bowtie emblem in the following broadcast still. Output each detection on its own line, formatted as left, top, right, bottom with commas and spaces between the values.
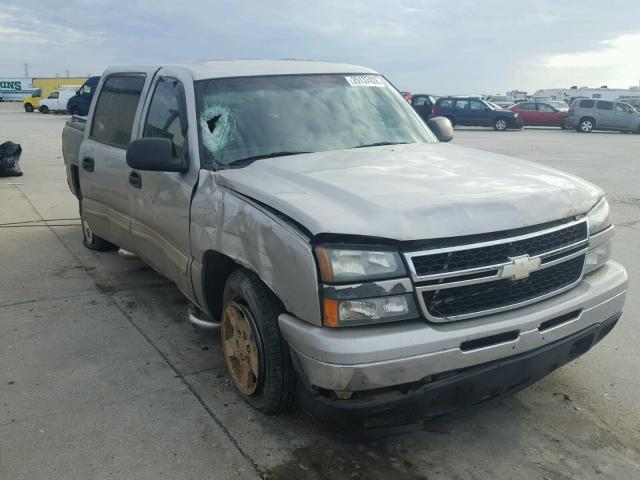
500, 255, 541, 280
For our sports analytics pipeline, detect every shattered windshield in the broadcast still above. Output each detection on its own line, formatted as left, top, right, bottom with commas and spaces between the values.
194, 74, 436, 168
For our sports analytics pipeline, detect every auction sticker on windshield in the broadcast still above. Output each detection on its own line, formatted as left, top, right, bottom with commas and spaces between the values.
345, 75, 385, 87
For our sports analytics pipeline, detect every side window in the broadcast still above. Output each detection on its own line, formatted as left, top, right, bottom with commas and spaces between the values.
438, 99, 453, 108
412, 96, 426, 106
537, 103, 555, 112
453, 100, 468, 110
469, 100, 486, 111
518, 103, 536, 110
596, 101, 613, 111
615, 103, 632, 113
143, 78, 186, 157
579, 100, 595, 108
48, 91, 59, 99
90, 75, 146, 148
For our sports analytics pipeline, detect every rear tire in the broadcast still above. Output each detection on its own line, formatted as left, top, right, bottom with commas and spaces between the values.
39, 105, 49, 114
494, 118, 508, 131
577, 117, 594, 133
80, 201, 117, 251
221, 269, 296, 414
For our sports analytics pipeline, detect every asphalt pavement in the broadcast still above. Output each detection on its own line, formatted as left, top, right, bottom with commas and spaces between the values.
1, 103, 638, 479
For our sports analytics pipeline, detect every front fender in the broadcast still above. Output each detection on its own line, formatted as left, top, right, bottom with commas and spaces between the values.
190, 170, 322, 325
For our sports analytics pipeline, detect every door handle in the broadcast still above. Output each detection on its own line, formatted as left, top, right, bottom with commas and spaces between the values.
81, 157, 94, 172
129, 171, 142, 189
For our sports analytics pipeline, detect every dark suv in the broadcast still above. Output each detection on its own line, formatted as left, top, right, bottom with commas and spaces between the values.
433, 96, 523, 130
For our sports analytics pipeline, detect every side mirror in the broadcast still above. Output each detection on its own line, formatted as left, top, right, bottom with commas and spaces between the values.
126, 137, 188, 173
427, 116, 454, 143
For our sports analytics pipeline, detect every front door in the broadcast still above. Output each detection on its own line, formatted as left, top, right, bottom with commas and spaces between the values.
595, 101, 615, 128
468, 99, 492, 126
612, 102, 634, 130
536, 103, 563, 126
128, 70, 200, 298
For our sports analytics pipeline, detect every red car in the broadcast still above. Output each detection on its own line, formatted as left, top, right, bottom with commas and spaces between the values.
508, 101, 567, 128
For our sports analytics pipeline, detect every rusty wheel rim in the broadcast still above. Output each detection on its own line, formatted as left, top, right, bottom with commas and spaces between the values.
221, 302, 261, 396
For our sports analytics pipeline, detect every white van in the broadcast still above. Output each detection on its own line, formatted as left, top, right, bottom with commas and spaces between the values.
39, 88, 77, 114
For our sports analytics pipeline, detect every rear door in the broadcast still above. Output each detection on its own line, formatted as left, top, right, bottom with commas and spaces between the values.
514, 102, 537, 125
613, 102, 634, 130
78, 70, 156, 250
595, 100, 615, 128
128, 68, 199, 298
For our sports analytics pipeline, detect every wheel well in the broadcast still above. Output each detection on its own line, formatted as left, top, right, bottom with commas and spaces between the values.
201, 250, 237, 320
580, 116, 595, 126
70, 165, 81, 198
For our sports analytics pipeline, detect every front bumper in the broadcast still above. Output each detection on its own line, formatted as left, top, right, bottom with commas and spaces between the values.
296, 312, 621, 432
280, 261, 626, 393
509, 117, 524, 128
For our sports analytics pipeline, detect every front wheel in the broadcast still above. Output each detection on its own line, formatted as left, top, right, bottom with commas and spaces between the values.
221, 269, 296, 414
577, 118, 594, 133
494, 118, 508, 131
24, 103, 34, 113
39, 105, 49, 114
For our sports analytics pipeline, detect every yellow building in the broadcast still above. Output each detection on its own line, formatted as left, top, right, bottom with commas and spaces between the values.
23, 77, 87, 112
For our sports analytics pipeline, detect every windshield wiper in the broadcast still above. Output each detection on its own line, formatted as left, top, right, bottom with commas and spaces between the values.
349, 142, 409, 149
225, 151, 311, 167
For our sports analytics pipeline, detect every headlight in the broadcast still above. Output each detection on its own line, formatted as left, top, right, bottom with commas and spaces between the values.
587, 198, 611, 235
584, 242, 612, 275
315, 246, 406, 283
323, 294, 418, 327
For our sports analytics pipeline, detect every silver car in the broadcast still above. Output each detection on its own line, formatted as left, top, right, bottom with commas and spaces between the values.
569, 98, 640, 133
62, 61, 627, 432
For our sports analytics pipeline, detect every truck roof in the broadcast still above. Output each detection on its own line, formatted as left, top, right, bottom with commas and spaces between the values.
103, 59, 377, 80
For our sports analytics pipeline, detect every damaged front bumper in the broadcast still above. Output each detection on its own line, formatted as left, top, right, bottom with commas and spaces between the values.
278, 260, 627, 430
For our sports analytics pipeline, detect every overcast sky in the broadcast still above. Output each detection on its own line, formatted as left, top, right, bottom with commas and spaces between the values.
1, 0, 639, 94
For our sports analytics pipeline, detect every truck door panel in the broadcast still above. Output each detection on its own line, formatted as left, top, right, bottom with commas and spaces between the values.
78, 72, 153, 251
129, 71, 199, 300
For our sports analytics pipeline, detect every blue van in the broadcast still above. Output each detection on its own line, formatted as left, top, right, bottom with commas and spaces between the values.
433, 96, 523, 131
66, 76, 100, 116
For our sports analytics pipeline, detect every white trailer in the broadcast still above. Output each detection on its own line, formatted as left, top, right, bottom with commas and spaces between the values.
533, 87, 640, 103
0, 78, 36, 101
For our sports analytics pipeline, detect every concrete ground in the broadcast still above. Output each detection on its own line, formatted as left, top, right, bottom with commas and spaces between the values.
0, 102, 638, 479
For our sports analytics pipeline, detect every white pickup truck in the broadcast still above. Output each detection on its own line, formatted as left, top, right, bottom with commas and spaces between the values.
62, 60, 627, 432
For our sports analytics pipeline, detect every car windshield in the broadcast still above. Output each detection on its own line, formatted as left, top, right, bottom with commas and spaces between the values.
195, 74, 436, 167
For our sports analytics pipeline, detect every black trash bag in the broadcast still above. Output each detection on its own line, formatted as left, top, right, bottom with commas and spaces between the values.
0, 141, 23, 177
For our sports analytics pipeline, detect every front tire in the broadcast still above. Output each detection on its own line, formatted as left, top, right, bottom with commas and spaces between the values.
494, 118, 508, 131
577, 117, 594, 133
24, 103, 34, 112
221, 269, 296, 414
80, 201, 117, 251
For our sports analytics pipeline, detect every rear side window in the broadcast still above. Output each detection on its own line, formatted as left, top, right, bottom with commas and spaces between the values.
579, 100, 595, 108
143, 78, 186, 157
596, 101, 613, 111
412, 96, 427, 106
91, 75, 146, 148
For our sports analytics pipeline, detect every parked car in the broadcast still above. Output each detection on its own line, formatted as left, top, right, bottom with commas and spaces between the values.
411, 93, 438, 121
23, 78, 86, 112
66, 76, 101, 116
433, 96, 523, 130
567, 99, 640, 133
62, 61, 626, 431
39, 88, 77, 113
508, 101, 567, 128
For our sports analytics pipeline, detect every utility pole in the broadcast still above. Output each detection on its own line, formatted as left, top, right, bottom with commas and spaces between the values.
24, 63, 29, 78
65, 70, 70, 77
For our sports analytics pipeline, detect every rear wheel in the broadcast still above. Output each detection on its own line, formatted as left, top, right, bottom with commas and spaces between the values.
494, 118, 508, 131
577, 117, 594, 133
221, 269, 296, 414
39, 105, 49, 114
80, 201, 117, 251
24, 103, 34, 112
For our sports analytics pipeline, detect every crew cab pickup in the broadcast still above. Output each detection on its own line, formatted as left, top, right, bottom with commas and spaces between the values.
62, 61, 627, 432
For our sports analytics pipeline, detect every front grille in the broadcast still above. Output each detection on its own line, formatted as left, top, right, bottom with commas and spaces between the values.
411, 221, 587, 277
421, 255, 585, 319
405, 219, 589, 322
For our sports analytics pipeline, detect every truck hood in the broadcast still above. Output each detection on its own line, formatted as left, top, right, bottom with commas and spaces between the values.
215, 143, 602, 241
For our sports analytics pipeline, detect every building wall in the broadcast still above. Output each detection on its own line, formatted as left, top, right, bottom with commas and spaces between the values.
0, 78, 34, 101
